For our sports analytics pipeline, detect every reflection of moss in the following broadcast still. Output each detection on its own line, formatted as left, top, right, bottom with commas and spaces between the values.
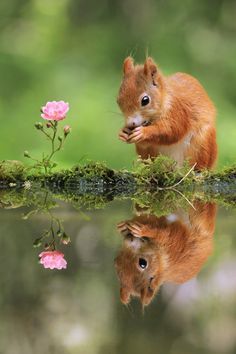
0, 189, 26, 209
193, 189, 236, 210
0, 183, 235, 215
132, 190, 192, 216
70, 194, 109, 210
0, 187, 57, 211
42, 185, 236, 214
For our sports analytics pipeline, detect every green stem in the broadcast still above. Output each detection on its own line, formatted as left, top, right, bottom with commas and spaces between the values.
44, 121, 58, 173
48, 121, 58, 160
41, 128, 52, 141
34, 121, 67, 174
54, 139, 64, 154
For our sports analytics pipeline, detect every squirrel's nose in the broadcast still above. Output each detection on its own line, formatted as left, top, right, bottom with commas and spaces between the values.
130, 122, 138, 128
127, 114, 143, 128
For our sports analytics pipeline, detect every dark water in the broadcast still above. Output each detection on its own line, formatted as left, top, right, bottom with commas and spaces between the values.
0, 197, 235, 354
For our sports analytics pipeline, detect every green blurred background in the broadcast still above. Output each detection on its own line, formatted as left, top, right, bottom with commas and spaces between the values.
0, 0, 235, 169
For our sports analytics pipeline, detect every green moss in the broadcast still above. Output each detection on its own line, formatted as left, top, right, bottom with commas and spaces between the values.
132, 156, 194, 188
202, 164, 236, 183
71, 161, 114, 179
0, 157, 235, 212
0, 160, 26, 181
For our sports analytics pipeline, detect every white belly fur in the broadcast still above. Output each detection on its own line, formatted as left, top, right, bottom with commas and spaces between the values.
158, 132, 193, 166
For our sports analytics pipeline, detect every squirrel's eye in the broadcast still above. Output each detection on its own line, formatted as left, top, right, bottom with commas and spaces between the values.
141, 95, 150, 107
139, 258, 148, 269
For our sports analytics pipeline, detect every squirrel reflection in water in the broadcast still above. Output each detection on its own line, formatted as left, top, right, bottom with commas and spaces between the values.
115, 202, 216, 306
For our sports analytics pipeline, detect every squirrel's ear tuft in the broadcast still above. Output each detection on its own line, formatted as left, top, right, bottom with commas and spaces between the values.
144, 57, 159, 86
123, 56, 134, 75
140, 287, 154, 306
120, 287, 130, 304
144, 57, 157, 76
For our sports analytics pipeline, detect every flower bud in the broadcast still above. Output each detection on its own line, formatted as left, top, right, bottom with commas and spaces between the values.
57, 230, 63, 238
46, 122, 52, 128
24, 151, 31, 158
44, 243, 50, 250
35, 122, 43, 130
63, 125, 71, 136
61, 233, 71, 245
33, 237, 42, 248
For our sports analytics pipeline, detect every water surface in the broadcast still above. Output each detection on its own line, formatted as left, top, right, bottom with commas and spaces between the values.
0, 197, 235, 354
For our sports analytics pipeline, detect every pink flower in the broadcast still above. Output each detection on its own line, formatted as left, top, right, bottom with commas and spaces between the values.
39, 250, 67, 270
41, 101, 69, 121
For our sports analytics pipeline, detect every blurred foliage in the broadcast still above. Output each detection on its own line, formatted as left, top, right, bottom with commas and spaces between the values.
0, 0, 235, 170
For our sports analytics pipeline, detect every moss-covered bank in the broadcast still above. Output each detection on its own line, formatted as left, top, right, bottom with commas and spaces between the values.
1, 157, 235, 191
0, 157, 235, 212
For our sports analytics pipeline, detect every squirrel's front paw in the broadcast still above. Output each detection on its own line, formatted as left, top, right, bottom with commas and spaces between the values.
118, 128, 131, 143
127, 221, 156, 238
128, 126, 146, 143
117, 221, 130, 235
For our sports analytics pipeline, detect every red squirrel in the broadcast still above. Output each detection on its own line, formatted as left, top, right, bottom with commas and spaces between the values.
117, 57, 217, 169
115, 202, 217, 306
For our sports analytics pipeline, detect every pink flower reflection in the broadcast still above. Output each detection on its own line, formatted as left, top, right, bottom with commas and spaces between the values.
39, 250, 67, 270
41, 101, 69, 121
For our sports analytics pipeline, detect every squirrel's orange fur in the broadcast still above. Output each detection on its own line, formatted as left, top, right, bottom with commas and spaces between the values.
117, 57, 217, 169
115, 202, 217, 306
